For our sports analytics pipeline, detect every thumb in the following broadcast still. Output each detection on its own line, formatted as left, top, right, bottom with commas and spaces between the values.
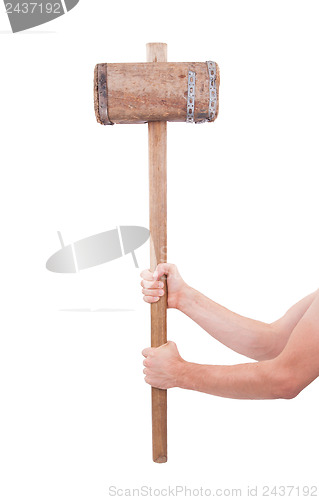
153, 263, 172, 280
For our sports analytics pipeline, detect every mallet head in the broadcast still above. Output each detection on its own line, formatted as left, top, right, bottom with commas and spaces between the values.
94, 61, 220, 125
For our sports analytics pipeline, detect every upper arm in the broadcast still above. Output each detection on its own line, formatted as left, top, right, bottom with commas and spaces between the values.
270, 290, 318, 347
273, 290, 319, 394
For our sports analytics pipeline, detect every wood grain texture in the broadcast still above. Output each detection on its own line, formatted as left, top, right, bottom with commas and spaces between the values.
94, 61, 220, 125
147, 43, 168, 464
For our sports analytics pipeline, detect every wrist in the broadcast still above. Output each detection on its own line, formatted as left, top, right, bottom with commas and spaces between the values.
175, 360, 193, 389
175, 283, 192, 311
176, 361, 211, 393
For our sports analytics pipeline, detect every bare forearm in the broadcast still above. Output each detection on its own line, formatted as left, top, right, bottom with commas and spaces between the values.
177, 286, 278, 360
177, 359, 290, 400
177, 286, 317, 361
141, 263, 317, 363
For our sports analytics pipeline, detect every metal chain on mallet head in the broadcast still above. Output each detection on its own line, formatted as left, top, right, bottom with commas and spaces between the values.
186, 62, 217, 124
186, 71, 196, 123
207, 61, 217, 122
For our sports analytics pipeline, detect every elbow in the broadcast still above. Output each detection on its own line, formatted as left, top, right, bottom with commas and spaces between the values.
272, 369, 302, 400
278, 383, 301, 400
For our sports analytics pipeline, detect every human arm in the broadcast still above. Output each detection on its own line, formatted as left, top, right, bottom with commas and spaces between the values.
177, 284, 317, 360
140, 263, 317, 360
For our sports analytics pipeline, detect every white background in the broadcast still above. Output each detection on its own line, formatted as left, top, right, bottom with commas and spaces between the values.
1, 1, 319, 499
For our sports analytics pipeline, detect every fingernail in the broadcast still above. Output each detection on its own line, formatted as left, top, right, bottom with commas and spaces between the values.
159, 290, 164, 296
155, 297, 160, 301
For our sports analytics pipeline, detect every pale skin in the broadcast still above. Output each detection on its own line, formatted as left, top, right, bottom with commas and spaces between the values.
141, 263, 319, 400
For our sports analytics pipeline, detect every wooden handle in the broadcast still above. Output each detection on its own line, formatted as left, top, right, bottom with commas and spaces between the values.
147, 43, 168, 464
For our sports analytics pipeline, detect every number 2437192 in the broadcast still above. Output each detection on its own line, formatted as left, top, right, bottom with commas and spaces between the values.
5, 3, 62, 14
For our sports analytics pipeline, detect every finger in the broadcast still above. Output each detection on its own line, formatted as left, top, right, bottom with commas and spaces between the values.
140, 269, 153, 280
142, 347, 155, 357
166, 340, 175, 347
141, 279, 164, 290
143, 368, 148, 374
142, 288, 165, 297
158, 341, 170, 349
143, 296, 160, 304
154, 263, 173, 280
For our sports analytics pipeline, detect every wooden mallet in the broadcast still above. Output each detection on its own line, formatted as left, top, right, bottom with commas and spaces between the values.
94, 43, 220, 463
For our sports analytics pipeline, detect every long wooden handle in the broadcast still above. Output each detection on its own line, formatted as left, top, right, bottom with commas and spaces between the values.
147, 42, 168, 464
